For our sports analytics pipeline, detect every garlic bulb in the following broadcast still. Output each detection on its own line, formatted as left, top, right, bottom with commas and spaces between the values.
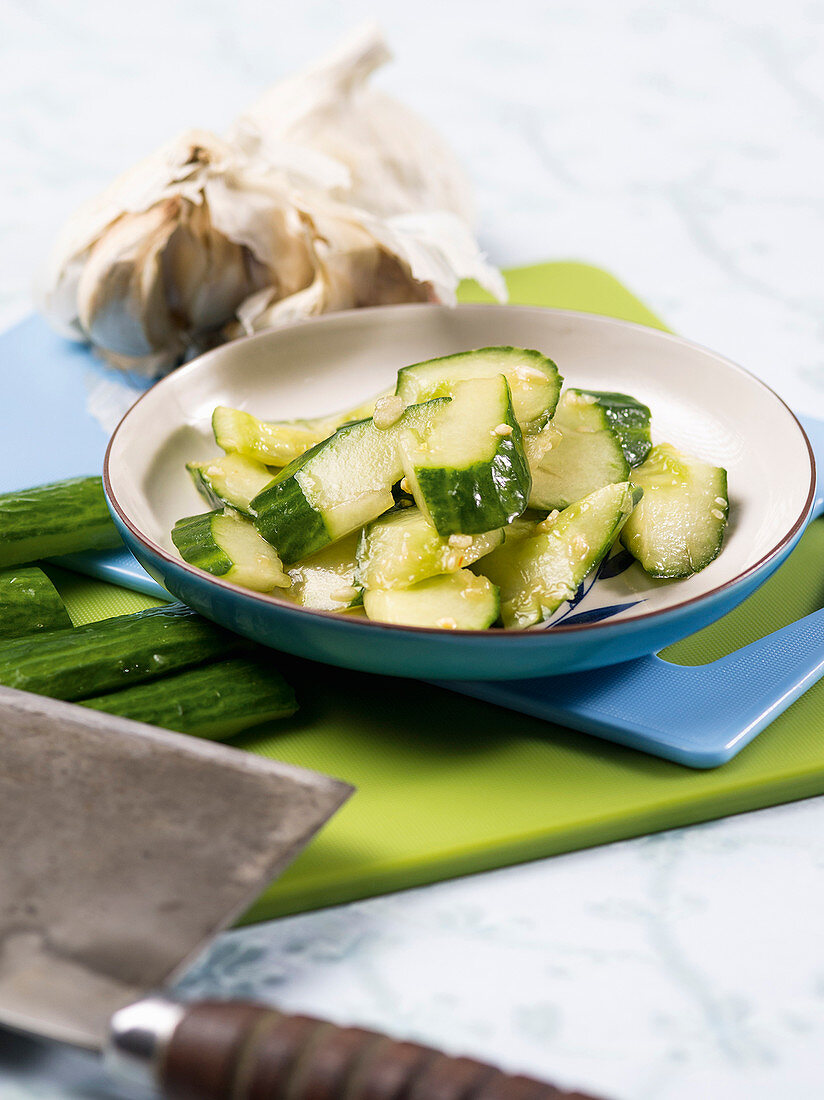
37, 24, 505, 376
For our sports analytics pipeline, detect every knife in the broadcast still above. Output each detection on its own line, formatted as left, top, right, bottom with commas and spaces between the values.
0, 686, 602, 1099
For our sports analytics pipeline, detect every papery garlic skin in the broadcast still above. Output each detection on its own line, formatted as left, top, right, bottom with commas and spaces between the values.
37, 25, 504, 377
232, 24, 475, 222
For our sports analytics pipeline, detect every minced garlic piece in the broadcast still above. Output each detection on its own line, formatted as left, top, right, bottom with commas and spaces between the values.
514, 366, 547, 382
372, 395, 405, 430
330, 585, 360, 602
436, 616, 458, 630
537, 510, 560, 532
571, 534, 590, 560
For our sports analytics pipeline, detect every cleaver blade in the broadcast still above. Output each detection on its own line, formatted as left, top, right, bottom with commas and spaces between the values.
0, 685, 352, 1052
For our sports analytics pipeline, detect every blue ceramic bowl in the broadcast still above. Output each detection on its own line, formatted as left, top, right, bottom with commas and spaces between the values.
105, 304, 816, 681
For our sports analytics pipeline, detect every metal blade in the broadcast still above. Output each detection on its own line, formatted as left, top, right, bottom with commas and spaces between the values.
0, 686, 352, 1051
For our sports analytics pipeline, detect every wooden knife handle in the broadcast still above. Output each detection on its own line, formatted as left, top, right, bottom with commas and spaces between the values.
158, 1000, 604, 1100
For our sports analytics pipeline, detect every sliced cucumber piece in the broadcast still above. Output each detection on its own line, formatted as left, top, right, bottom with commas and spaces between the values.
0, 476, 122, 569
396, 347, 562, 433
0, 566, 72, 638
251, 400, 445, 564
364, 569, 499, 630
399, 376, 531, 536
213, 392, 384, 466
572, 389, 652, 466
478, 481, 639, 628
357, 507, 503, 590
188, 453, 274, 516
172, 510, 290, 592
213, 407, 327, 467
527, 390, 629, 511
620, 444, 728, 578
285, 532, 363, 611
81, 657, 297, 739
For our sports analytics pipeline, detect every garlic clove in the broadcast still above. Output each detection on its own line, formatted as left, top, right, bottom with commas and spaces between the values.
162, 199, 263, 334
75, 200, 180, 359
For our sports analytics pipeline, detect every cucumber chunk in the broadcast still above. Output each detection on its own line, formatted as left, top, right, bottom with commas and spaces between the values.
396, 347, 562, 433
573, 390, 652, 466
213, 392, 383, 466
0, 566, 72, 638
527, 390, 629, 511
478, 481, 639, 628
188, 453, 274, 516
620, 444, 728, 578
251, 400, 445, 564
172, 510, 290, 592
284, 532, 363, 611
364, 569, 499, 630
0, 604, 240, 701
357, 507, 504, 590
81, 657, 297, 739
213, 407, 327, 467
0, 476, 122, 569
399, 376, 531, 536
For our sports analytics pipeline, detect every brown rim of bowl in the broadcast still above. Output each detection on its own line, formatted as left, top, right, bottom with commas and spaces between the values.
103, 302, 817, 640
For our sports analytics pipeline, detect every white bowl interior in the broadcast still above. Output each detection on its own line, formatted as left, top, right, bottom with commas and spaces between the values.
107, 304, 812, 627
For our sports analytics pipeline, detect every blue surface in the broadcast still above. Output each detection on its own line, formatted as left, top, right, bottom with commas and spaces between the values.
0, 315, 151, 490
5, 313, 824, 767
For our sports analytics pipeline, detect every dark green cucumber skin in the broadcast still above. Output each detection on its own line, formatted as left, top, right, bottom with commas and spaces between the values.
0, 604, 240, 701
252, 480, 329, 565
0, 477, 122, 568
81, 658, 297, 739
172, 512, 233, 577
251, 435, 337, 565
575, 391, 652, 466
0, 567, 72, 638
416, 411, 532, 536
188, 467, 228, 514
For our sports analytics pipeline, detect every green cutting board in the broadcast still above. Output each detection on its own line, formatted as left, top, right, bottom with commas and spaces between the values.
52, 262, 824, 926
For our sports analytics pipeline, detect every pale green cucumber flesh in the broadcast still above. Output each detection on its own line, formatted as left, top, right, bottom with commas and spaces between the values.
81, 657, 297, 739
527, 391, 629, 510
0, 604, 239, 701
364, 569, 500, 630
396, 346, 562, 433
212, 393, 386, 466
251, 442, 332, 565
285, 532, 363, 611
252, 401, 444, 564
172, 511, 290, 593
213, 406, 331, 466
0, 566, 72, 638
188, 453, 274, 515
357, 507, 503, 589
573, 390, 652, 466
621, 444, 728, 578
0, 476, 122, 569
400, 376, 531, 536
478, 481, 638, 628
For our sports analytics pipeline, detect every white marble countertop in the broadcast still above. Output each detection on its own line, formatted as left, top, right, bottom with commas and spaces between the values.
2, 2, 824, 1098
